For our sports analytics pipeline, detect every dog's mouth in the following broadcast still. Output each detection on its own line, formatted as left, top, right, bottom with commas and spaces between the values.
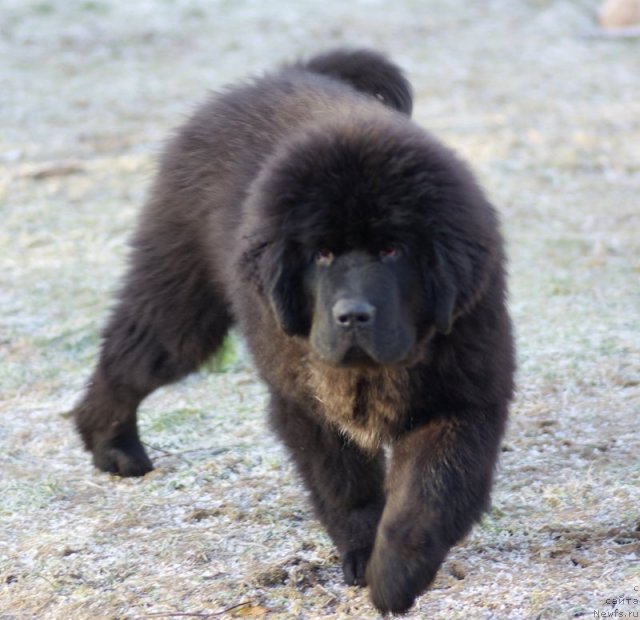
339, 344, 378, 367
310, 312, 419, 369
323, 337, 412, 368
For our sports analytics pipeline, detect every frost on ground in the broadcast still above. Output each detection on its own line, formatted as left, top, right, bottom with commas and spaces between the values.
1, 1, 639, 619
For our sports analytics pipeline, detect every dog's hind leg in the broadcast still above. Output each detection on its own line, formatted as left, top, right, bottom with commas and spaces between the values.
73, 222, 232, 477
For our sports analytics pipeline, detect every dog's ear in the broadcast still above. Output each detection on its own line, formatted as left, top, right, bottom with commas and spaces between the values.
425, 240, 492, 335
267, 246, 311, 337
424, 246, 456, 335
239, 240, 310, 337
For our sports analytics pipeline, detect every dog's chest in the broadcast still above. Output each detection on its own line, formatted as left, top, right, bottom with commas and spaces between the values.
307, 365, 409, 452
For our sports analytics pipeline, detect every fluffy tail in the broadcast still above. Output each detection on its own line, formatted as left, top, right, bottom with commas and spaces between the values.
301, 48, 413, 116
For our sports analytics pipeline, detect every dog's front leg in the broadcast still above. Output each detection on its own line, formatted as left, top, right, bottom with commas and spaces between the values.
366, 410, 505, 614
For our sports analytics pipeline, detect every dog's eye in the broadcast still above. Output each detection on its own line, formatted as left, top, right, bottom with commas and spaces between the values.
315, 249, 334, 266
379, 246, 401, 261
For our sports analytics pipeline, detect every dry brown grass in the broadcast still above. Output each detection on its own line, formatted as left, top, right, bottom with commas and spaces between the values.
1, 1, 638, 618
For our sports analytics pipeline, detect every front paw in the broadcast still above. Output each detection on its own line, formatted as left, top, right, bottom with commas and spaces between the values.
92, 435, 153, 477
342, 546, 372, 586
365, 536, 444, 615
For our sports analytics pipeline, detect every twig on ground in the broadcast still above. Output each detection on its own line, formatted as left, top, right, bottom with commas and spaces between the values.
141, 442, 231, 464
139, 600, 258, 618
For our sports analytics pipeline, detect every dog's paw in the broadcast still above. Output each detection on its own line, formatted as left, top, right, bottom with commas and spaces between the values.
342, 546, 372, 586
365, 537, 443, 615
92, 437, 153, 477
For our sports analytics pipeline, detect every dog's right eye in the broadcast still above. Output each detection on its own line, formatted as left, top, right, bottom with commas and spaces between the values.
379, 245, 402, 262
315, 249, 334, 266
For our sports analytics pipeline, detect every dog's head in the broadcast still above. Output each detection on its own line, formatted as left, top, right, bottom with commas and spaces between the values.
239, 116, 501, 368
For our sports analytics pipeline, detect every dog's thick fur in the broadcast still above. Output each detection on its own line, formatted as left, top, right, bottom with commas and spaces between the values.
73, 49, 515, 614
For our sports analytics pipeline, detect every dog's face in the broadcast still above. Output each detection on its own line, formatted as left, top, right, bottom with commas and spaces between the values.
307, 247, 421, 366
241, 117, 499, 368
267, 233, 457, 368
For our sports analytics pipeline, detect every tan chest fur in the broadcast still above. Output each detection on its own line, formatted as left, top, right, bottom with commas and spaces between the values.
307, 364, 410, 452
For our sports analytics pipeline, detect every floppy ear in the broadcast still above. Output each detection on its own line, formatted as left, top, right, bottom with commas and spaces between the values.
424, 246, 456, 335
266, 246, 311, 337
425, 240, 493, 335
238, 239, 310, 337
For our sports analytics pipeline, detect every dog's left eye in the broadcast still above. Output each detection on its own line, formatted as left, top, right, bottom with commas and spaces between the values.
379, 246, 401, 261
315, 249, 335, 266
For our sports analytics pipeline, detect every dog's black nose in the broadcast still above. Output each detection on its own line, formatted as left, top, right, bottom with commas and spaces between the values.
332, 299, 376, 328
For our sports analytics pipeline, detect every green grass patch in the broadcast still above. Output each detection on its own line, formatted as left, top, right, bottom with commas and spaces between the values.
201, 331, 243, 374
0, 479, 67, 515
145, 407, 208, 434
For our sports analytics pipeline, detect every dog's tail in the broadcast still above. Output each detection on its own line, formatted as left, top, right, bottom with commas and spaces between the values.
301, 48, 413, 116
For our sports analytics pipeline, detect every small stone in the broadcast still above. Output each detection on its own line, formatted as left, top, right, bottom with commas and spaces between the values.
186, 508, 219, 522
447, 560, 466, 580
599, 0, 640, 29
252, 565, 288, 587
289, 561, 321, 588
570, 555, 591, 568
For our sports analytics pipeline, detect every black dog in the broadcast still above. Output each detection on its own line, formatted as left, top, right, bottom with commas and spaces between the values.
73, 49, 515, 614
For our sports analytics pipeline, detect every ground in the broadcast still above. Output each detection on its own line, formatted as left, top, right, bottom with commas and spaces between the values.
1, 1, 639, 619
